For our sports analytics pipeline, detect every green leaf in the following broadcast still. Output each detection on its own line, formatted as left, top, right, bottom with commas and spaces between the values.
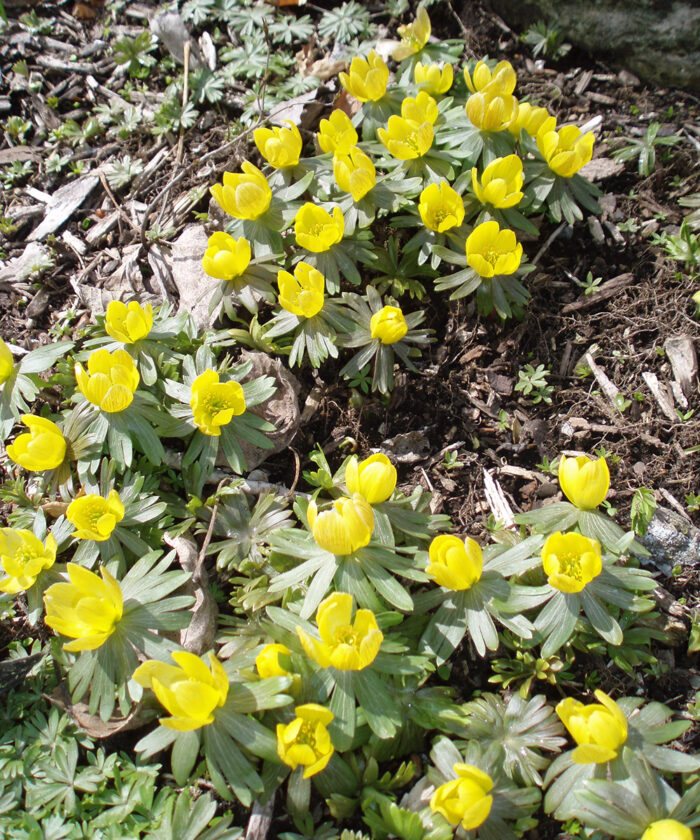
353, 669, 399, 740
171, 730, 201, 785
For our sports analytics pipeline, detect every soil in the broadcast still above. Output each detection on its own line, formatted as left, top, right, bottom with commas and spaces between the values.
1, 0, 699, 836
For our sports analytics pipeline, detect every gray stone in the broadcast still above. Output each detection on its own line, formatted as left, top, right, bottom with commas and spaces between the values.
638, 505, 700, 573
487, 0, 700, 90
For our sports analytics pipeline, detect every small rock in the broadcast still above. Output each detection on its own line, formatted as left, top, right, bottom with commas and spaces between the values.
638, 505, 700, 574
618, 69, 640, 86
380, 430, 431, 464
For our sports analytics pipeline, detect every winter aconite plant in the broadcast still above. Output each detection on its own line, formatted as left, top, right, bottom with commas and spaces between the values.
0, 5, 695, 840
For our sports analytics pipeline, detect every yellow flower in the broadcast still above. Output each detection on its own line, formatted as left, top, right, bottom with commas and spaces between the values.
307, 494, 374, 556
430, 764, 494, 831
202, 233, 251, 281
426, 534, 483, 590
471, 155, 524, 209
465, 89, 518, 132
66, 490, 125, 541
464, 59, 517, 95
370, 305, 408, 344
414, 61, 453, 95
558, 454, 610, 509
537, 117, 595, 177
256, 643, 292, 679
210, 162, 272, 220
642, 820, 693, 840
542, 531, 602, 594
509, 102, 551, 138
253, 120, 302, 169
418, 181, 465, 233
294, 203, 344, 253
317, 110, 358, 155
466, 221, 523, 278
556, 690, 628, 764
44, 564, 123, 652
132, 651, 229, 731
345, 453, 397, 504
0, 338, 13, 385
378, 116, 433, 160
333, 146, 376, 202
297, 592, 383, 670
190, 369, 246, 437
278, 262, 325, 318
276, 704, 334, 778
74, 348, 140, 413
104, 301, 153, 344
0, 529, 57, 594
393, 5, 431, 61
401, 90, 439, 125
339, 51, 389, 103
6, 415, 66, 471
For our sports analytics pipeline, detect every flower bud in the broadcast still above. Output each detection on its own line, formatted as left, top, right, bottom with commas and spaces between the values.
317, 110, 358, 155
202, 233, 251, 281
414, 61, 453, 95
105, 301, 153, 344
210, 162, 272, 220
642, 820, 693, 840
0, 529, 57, 594
307, 494, 374, 556
253, 120, 302, 169
74, 348, 140, 413
345, 453, 397, 504
392, 6, 431, 61
556, 690, 627, 764
0, 338, 13, 385
339, 51, 389, 102
6, 415, 66, 471
333, 146, 376, 202
558, 454, 609, 509
370, 306, 408, 344
426, 534, 483, 590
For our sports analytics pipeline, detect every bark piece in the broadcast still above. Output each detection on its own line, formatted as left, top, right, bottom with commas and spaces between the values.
28, 176, 99, 241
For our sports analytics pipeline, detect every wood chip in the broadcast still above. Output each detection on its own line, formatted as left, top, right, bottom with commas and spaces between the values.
561, 272, 633, 313
642, 371, 677, 422
482, 468, 515, 528
584, 351, 623, 413
664, 335, 698, 397
28, 176, 99, 241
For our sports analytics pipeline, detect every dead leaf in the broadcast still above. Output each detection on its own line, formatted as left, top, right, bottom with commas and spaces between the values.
165, 533, 218, 656
50, 689, 150, 738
